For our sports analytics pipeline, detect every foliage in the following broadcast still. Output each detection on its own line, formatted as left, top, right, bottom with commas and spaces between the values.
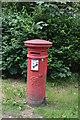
2, 5, 36, 79
32, 2, 80, 79
2, 2, 80, 79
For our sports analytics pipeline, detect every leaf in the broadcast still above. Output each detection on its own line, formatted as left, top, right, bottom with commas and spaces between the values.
9, 68, 17, 75
58, 73, 66, 78
60, 30, 66, 35
36, 21, 44, 25
36, 24, 43, 30
67, 72, 71, 77
36, 1, 44, 5
0, 61, 2, 65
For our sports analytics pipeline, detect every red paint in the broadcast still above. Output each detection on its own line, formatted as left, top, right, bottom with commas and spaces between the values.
24, 39, 52, 106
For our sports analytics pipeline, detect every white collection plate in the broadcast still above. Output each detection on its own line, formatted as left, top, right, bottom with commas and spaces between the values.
31, 59, 39, 71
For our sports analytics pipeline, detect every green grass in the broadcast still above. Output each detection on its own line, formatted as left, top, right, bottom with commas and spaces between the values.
34, 85, 78, 118
2, 79, 27, 117
34, 76, 78, 118
1, 75, 78, 118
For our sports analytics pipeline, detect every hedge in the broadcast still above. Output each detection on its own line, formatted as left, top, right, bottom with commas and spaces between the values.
2, 2, 80, 79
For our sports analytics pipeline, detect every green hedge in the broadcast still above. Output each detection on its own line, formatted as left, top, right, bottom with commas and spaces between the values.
2, 3, 80, 79
2, 6, 36, 79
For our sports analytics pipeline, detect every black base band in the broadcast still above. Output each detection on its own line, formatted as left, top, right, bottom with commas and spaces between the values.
26, 97, 46, 107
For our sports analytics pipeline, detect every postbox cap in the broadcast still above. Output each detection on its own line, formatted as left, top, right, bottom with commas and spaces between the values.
24, 39, 52, 48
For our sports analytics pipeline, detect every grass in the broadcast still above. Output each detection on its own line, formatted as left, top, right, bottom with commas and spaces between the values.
34, 81, 78, 118
1, 74, 78, 118
2, 79, 27, 117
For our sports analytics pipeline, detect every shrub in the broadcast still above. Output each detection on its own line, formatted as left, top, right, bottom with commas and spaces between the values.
2, 5, 35, 79
32, 2, 80, 79
2, 2, 80, 79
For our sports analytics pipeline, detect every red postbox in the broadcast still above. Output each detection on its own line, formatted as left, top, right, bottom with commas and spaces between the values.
24, 39, 52, 106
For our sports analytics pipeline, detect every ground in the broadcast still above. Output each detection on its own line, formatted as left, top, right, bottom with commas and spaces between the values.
1, 75, 78, 118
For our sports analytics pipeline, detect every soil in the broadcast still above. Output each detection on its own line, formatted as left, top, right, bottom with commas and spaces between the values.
2, 106, 43, 118
21, 105, 43, 118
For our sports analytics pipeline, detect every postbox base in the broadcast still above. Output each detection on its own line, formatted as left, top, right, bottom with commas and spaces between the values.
26, 97, 46, 107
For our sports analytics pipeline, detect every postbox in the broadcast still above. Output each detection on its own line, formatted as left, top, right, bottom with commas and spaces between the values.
24, 39, 52, 106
